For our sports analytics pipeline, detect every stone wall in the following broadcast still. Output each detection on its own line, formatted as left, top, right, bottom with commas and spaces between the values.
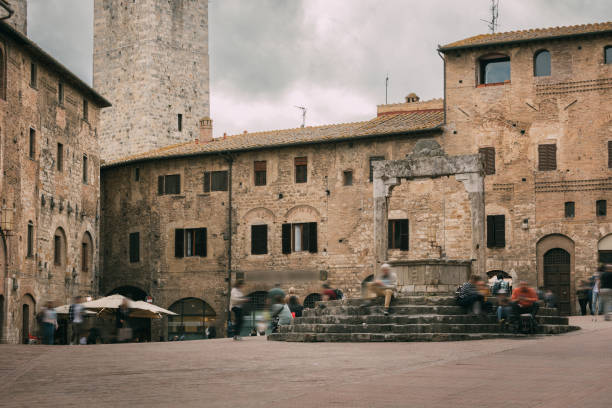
6, 0, 26, 35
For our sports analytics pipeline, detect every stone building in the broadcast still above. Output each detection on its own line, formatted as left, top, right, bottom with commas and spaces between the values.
0, 12, 110, 343
93, 0, 210, 162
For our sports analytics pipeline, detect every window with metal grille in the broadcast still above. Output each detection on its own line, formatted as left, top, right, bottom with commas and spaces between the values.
343, 170, 353, 186
57, 143, 63, 172
29, 128, 35, 159
388, 219, 409, 250
82, 155, 88, 184
486, 215, 505, 248
479, 147, 495, 175
608, 141, 612, 169
27, 222, 33, 258
30, 62, 37, 88
538, 144, 557, 171
295, 157, 307, 183
534, 50, 551, 77
369, 156, 385, 182
597, 200, 607, 217
282, 222, 317, 253
203, 171, 228, 192
129, 232, 140, 263
251, 225, 268, 255
174, 228, 207, 258
158, 174, 181, 195
565, 202, 575, 218
254, 161, 266, 186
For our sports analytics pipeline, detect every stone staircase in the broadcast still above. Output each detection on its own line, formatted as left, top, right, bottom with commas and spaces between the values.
268, 295, 580, 342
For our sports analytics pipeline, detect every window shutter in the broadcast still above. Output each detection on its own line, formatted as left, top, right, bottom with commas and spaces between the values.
494, 215, 505, 247
195, 228, 207, 257
479, 147, 495, 175
486, 215, 495, 248
282, 224, 291, 254
175, 229, 184, 258
308, 222, 318, 253
254, 161, 266, 171
203, 172, 210, 192
399, 219, 409, 251
158, 176, 164, 195
251, 225, 268, 255
538, 144, 557, 171
129, 232, 139, 263
608, 141, 612, 169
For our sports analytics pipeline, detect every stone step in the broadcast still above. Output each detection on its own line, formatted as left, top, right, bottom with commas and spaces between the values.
303, 305, 559, 317
320, 296, 457, 307
294, 314, 568, 326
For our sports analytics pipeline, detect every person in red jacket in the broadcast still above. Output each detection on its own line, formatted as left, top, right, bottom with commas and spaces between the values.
511, 281, 539, 317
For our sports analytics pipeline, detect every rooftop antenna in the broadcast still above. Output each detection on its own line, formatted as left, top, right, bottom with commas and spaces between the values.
385, 74, 389, 104
481, 0, 500, 34
294, 106, 307, 128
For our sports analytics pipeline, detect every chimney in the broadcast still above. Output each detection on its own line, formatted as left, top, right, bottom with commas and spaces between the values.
4, 1, 27, 36
199, 117, 213, 142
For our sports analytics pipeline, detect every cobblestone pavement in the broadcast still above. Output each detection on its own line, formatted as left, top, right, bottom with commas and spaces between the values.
0, 316, 610, 408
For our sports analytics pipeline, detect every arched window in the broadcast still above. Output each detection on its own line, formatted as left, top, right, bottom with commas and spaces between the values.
479, 53, 510, 84
27, 221, 34, 258
605, 46, 612, 64
534, 50, 551, 76
303, 293, 322, 309
168, 298, 216, 340
81, 232, 93, 273
53, 227, 67, 267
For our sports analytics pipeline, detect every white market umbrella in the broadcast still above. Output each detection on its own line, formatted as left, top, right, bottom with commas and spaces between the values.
57, 294, 177, 319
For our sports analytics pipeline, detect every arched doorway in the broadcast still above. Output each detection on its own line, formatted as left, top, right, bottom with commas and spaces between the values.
598, 234, 612, 264
168, 298, 216, 341
303, 293, 322, 309
107, 286, 147, 301
486, 270, 513, 292
21, 294, 36, 344
243, 291, 268, 336
361, 275, 374, 297
107, 286, 149, 340
537, 234, 574, 315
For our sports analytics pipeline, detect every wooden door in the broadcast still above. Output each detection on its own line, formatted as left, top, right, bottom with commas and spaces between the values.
543, 248, 571, 315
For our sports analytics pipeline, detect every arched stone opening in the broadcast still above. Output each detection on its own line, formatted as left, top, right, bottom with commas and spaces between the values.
598, 234, 612, 264
21, 294, 36, 344
537, 234, 575, 315
168, 298, 216, 341
303, 293, 322, 309
107, 286, 147, 301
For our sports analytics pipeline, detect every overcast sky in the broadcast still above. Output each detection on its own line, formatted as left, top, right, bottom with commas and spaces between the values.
27, 0, 612, 137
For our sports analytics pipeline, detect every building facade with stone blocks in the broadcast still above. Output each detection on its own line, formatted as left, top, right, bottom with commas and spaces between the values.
93, 0, 210, 162
0, 21, 110, 343
3, 0, 27, 36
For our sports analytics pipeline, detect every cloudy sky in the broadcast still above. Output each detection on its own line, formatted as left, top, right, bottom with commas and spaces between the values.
27, 0, 611, 137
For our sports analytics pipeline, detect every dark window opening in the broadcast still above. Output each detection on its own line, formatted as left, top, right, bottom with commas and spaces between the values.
534, 50, 551, 77
565, 202, 575, 218
57, 143, 63, 172
174, 228, 207, 258
282, 222, 317, 253
54, 235, 62, 265
608, 141, 612, 169
158, 174, 181, 195
254, 161, 267, 186
129, 232, 140, 263
295, 157, 307, 183
82, 155, 88, 184
487, 215, 506, 248
251, 225, 268, 255
82, 242, 88, 272
83, 99, 88, 121
203, 171, 228, 192
178, 114, 183, 132
134, 168, 140, 181
479, 147, 495, 175
388, 219, 409, 250
605, 46, 612, 64
58, 82, 64, 105
30, 63, 37, 88
27, 223, 33, 258
538, 144, 557, 171
343, 170, 353, 186
28, 128, 35, 159
369, 156, 385, 182
0, 47, 5, 99
479, 56, 510, 84
597, 200, 607, 217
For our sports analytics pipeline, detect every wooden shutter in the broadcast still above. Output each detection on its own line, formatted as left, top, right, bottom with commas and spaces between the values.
166, 175, 180, 194
203, 172, 211, 192
608, 141, 612, 169
479, 147, 495, 175
158, 176, 164, 195
175, 229, 184, 258
295, 157, 307, 183
486, 215, 495, 248
195, 228, 207, 257
254, 161, 267, 186
308, 222, 317, 253
538, 144, 557, 171
282, 223, 292, 254
212, 171, 228, 191
251, 225, 268, 255
399, 219, 409, 250
494, 215, 505, 247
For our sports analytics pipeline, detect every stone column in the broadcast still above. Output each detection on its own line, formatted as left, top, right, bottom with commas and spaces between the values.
373, 175, 399, 272
456, 172, 486, 277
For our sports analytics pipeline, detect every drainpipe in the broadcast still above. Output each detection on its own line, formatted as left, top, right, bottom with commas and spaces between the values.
220, 153, 234, 330
437, 48, 447, 125
0, 1, 13, 21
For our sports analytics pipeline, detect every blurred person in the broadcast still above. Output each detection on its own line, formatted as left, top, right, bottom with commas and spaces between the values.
496, 289, 512, 329
363, 263, 397, 316
287, 295, 304, 318
491, 274, 508, 296
322, 283, 338, 301
256, 316, 268, 336
577, 279, 592, 316
268, 283, 285, 301
477, 279, 493, 313
543, 289, 557, 308
41, 301, 58, 345
116, 298, 131, 342
599, 265, 612, 321
270, 295, 293, 333
511, 281, 539, 318
284, 287, 296, 304
68, 296, 84, 345
230, 281, 247, 340
456, 275, 485, 315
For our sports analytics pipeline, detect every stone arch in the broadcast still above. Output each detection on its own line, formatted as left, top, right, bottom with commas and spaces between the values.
53, 227, 67, 269
107, 285, 148, 301
361, 274, 374, 297
167, 297, 216, 341
598, 234, 612, 264
243, 207, 275, 223
303, 293, 322, 309
536, 234, 575, 315
284, 205, 320, 222
80, 231, 94, 285
21, 294, 36, 344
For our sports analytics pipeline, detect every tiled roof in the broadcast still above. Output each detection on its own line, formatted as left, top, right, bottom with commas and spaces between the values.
102, 110, 444, 168
440, 21, 612, 52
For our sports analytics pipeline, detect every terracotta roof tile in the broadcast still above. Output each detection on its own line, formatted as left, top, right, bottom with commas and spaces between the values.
440, 21, 612, 51
103, 110, 443, 168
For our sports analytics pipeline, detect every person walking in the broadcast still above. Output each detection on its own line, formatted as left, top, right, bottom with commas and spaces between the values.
69, 296, 84, 345
363, 263, 397, 316
599, 266, 612, 321
230, 281, 247, 340
116, 298, 131, 342
577, 279, 592, 316
41, 302, 58, 345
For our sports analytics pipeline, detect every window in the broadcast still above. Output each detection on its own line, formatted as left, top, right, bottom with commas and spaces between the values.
178, 114, 182, 132
369, 156, 385, 182
608, 141, 612, 169
479, 55, 510, 84
343, 170, 353, 186
388, 219, 409, 250
0, 47, 5, 99
251, 225, 268, 255
534, 50, 551, 77
30, 62, 37, 88
295, 157, 307, 183
134, 168, 140, 181
27, 222, 34, 258
605, 46, 612, 64
58, 82, 64, 105
203, 171, 228, 192
538, 144, 557, 171
158, 174, 181, 195
82, 155, 88, 184
175, 228, 207, 258
83, 99, 88, 121
129, 232, 140, 263
282, 222, 317, 253
597, 200, 607, 217
479, 147, 495, 175
565, 202, 575, 218
54, 235, 61, 265
81, 243, 88, 272
486, 215, 506, 248
57, 143, 63, 172
29, 128, 36, 159
254, 161, 267, 186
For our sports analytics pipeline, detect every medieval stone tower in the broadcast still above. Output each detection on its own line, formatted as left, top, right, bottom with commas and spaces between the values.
6, 0, 27, 35
93, 0, 210, 161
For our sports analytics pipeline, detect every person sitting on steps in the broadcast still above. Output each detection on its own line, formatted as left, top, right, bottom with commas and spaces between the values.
511, 280, 539, 320
363, 263, 397, 316
457, 275, 485, 315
